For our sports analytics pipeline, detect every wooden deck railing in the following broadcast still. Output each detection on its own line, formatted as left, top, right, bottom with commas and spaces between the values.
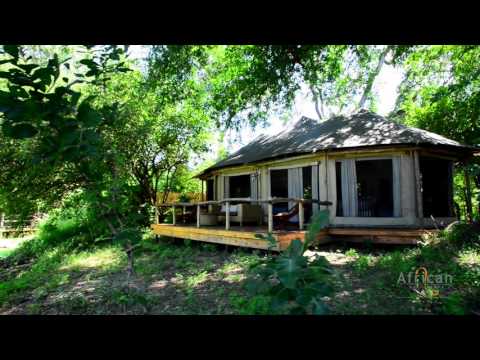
155, 198, 332, 232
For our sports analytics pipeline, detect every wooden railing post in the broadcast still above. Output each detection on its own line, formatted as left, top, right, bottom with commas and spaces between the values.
299, 201, 304, 230
197, 204, 200, 228
268, 203, 273, 233
183, 206, 186, 224
154, 206, 159, 224
225, 201, 230, 230
172, 205, 176, 226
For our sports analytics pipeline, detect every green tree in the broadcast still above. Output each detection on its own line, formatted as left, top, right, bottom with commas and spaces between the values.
0, 44, 143, 273
395, 45, 480, 221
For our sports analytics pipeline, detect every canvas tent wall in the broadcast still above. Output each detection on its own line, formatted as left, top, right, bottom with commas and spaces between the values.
198, 111, 478, 228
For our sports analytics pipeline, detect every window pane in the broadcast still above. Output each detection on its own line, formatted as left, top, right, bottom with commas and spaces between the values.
270, 169, 288, 214
335, 162, 343, 216
229, 175, 251, 198
420, 157, 453, 217
206, 179, 214, 201
356, 159, 393, 217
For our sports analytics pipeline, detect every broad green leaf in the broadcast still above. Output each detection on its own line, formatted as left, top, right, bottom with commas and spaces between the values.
3, 45, 19, 60
17, 63, 40, 74
5, 123, 38, 139
77, 101, 102, 127
311, 298, 329, 315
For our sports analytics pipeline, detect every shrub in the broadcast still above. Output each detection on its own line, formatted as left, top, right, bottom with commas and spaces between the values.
352, 254, 376, 273
443, 222, 480, 248
245, 210, 333, 315
345, 248, 358, 258
230, 293, 271, 315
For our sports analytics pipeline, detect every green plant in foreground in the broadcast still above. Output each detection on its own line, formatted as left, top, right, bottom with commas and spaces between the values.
246, 210, 333, 314
345, 248, 358, 258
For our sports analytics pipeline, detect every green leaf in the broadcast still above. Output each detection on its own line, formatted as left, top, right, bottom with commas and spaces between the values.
285, 239, 304, 257
0, 71, 11, 79
4, 123, 38, 139
32, 67, 54, 90
311, 298, 329, 315
17, 64, 40, 74
0, 90, 13, 112
3, 45, 19, 60
77, 101, 102, 127
71, 91, 81, 106
276, 256, 305, 289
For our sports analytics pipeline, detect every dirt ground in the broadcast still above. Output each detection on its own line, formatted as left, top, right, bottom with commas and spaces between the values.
0, 239, 437, 315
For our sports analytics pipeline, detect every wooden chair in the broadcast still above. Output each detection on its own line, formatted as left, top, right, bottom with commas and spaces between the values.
273, 203, 299, 229
177, 207, 196, 224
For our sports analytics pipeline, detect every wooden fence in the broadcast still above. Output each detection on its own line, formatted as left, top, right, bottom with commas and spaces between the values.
0, 213, 42, 237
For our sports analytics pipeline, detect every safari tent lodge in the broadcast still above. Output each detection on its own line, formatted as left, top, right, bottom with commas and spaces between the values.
151, 110, 479, 250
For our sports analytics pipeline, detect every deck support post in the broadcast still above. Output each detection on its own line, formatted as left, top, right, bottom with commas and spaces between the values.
225, 201, 230, 230
268, 203, 273, 233
172, 205, 176, 226
299, 201, 304, 230
183, 206, 186, 224
197, 204, 200, 228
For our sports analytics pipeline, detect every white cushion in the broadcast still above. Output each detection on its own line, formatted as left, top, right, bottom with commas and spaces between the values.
220, 204, 238, 213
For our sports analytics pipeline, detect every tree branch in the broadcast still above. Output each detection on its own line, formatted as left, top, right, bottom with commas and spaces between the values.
357, 46, 390, 111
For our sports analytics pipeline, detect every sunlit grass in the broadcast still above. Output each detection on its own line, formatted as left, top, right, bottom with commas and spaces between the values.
0, 236, 33, 258
0, 249, 13, 259
60, 247, 125, 272
457, 249, 480, 267
184, 271, 209, 289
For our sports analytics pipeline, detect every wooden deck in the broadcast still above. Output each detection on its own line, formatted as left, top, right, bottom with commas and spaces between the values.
151, 223, 435, 250
151, 224, 331, 251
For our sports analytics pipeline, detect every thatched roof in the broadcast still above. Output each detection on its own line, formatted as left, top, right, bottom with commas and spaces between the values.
201, 110, 477, 176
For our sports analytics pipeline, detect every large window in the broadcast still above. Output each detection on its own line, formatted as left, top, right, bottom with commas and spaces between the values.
206, 178, 214, 201
269, 166, 315, 221
228, 175, 251, 198
420, 157, 453, 217
336, 158, 399, 217
356, 159, 394, 217
270, 169, 289, 214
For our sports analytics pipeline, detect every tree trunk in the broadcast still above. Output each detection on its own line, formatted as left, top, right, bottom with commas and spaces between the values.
464, 168, 473, 223
474, 174, 480, 221
357, 47, 390, 110
310, 85, 324, 120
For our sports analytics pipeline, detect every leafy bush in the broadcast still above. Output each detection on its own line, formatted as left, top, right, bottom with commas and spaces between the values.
230, 293, 271, 315
442, 222, 480, 247
352, 254, 376, 273
440, 292, 466, 315
245, 210, 333, 315
350, 221, 480, 315
345, 248, 358, 258
7, 190, 129, 264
